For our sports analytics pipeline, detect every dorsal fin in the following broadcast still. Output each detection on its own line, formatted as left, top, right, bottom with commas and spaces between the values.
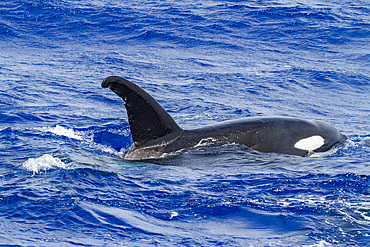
102, 76, 183, 146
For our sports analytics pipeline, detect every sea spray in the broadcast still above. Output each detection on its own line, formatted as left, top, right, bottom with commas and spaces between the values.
37, 125, 82, 140
22, 154, 68, 174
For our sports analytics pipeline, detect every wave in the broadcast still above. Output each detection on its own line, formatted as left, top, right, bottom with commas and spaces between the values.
37, 125, 82, 140
4, 0, 367, 51
22, 154, 68, 174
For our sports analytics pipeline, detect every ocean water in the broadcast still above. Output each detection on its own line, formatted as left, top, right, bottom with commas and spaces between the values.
0, 0, 369, 246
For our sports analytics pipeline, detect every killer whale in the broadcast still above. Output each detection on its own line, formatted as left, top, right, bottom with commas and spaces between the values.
102, 76, 346, 160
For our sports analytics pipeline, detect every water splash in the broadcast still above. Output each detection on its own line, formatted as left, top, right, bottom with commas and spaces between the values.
22, 154, 68, 174
37, 125, 82, 140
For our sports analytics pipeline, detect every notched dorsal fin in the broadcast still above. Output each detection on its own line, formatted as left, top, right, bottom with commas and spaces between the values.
102, 76, 183, 146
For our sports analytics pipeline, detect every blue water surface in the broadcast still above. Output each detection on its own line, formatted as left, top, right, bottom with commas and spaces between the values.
0, 0, 369, 246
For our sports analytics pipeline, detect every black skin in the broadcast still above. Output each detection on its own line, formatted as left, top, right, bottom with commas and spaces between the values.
102, 76, 346, 160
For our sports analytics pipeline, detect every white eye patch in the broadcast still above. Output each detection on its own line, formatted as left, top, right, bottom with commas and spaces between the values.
294, 135, 325, 151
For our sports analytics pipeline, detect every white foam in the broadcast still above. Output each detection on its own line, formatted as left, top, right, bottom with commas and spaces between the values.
22, 154, 67, 174
99, 145, 126, 158
294, 135, 324, 151
303, 240, 332, 247
169, 211, 178, 219
38, 125, 82, 140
